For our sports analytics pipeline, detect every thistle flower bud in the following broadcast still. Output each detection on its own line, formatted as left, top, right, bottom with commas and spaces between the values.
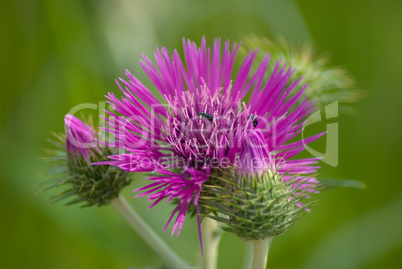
200, 132, 317, 241
240, 35, 360, 113
44, 115, 131, 207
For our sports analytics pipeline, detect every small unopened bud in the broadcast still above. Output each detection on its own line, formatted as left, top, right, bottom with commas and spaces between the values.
44, 114, 131, 207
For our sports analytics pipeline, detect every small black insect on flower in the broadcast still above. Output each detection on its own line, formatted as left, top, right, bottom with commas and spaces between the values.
247, 114, 258, 128
198, 112, 213, 122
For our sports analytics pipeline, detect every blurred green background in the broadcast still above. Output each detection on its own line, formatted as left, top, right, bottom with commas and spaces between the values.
1, 0, 402, 268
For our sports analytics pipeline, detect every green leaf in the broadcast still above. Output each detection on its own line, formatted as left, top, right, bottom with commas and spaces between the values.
318, 178, 366, 189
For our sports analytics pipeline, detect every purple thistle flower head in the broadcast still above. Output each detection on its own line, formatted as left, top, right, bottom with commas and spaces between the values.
100, 37, 325, 246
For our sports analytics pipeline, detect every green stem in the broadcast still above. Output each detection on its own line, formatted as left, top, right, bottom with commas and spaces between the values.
111, 194, 193, 269
251, 237, 273, 269
199, 218, 221, 269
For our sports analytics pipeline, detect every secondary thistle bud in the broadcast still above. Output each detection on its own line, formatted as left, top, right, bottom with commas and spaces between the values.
241, 35, 360, 113
201, 131, 317, 241
44, 114, 131, 207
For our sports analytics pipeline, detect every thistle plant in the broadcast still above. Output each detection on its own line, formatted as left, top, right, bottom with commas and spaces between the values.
43, 37, 337, 269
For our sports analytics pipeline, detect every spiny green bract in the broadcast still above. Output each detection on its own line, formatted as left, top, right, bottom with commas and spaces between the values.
199, 169, 317, 241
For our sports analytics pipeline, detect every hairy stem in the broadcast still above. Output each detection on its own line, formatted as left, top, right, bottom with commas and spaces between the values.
251, 237, 273, 269
111, 194, 192, 269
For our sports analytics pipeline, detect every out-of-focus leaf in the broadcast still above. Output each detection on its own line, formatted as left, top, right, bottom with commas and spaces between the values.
300, 196, 402, 269
128, 265, 170, 269
318, 178, 366, 189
